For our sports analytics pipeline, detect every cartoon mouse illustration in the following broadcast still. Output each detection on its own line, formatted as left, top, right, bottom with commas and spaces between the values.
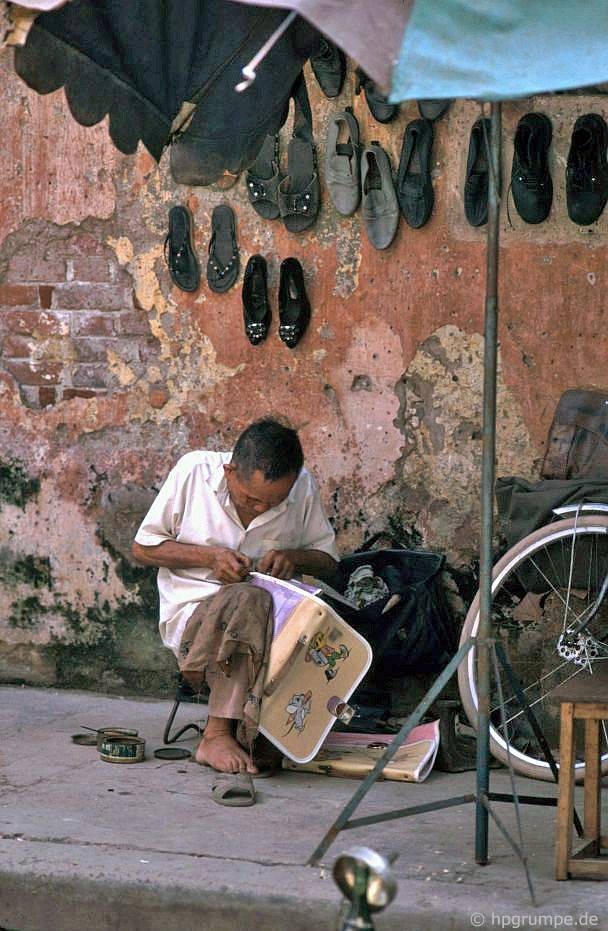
283, 689, 312, 736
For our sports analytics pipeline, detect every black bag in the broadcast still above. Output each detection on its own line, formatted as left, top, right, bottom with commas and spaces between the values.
323, 535, 456, 680
541, 388, 608, 480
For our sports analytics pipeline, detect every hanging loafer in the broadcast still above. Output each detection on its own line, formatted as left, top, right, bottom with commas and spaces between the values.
278, 257, 310, 348
397, 118, 434, 229
361, 142, 399, 250
464, 117, 492, 227
325, 107, 361, 217
242, 255, 271, 345
164, 205, 200, 293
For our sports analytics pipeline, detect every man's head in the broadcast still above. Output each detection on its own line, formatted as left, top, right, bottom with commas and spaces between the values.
224, 418, 303, 518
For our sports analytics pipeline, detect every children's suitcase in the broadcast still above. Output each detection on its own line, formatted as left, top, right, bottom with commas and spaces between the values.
251, 573, 372, 764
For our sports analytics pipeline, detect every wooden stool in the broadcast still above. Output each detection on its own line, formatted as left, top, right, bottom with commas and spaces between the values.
555, 666, 608, 880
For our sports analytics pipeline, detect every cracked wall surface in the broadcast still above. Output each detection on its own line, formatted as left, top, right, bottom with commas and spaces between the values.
1, 52, 607, 693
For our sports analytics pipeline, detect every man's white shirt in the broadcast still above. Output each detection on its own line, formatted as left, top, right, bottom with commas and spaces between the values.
134, 451, 338, 654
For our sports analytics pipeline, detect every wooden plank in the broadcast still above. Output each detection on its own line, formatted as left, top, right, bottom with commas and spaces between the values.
556, 702, 576, 880
584, 718, 601, 848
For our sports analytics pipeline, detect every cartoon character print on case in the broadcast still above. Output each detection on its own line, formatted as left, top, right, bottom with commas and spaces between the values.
305, 629, 350, 681
284, 690, 312, 736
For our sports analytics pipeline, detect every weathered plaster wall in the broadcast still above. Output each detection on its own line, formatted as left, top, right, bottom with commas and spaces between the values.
1, 51, 606, 693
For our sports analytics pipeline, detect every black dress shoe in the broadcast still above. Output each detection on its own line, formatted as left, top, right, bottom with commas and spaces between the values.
278, 257, 310, 348
164, 206, 200, 292
511, 113, 553, 224
355, 68, 399, 124
242, 255, 271, 345
397, 118, 434, 228
417, 99, 452, 121
310, 38, 346, 98
567, 113, 608, 225
464, 117, 492, 227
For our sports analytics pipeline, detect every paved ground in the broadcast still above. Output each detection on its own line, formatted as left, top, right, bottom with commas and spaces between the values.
1, 686, 607, 931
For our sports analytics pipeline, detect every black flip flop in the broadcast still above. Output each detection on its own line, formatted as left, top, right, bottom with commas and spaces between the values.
246, 135, 282, 220
206, 205, 239, 293
164, 205, 200, 293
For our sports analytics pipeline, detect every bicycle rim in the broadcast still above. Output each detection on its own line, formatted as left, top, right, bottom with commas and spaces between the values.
458, 516, 608, 781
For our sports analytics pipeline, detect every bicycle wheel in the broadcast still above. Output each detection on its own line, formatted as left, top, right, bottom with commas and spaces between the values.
458, 515, 608, 781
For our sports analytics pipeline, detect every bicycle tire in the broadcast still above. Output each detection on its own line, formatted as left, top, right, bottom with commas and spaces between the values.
458, 515, 608, 781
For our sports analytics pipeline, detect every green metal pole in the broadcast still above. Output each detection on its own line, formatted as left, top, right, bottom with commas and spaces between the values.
475, 100, 501, 865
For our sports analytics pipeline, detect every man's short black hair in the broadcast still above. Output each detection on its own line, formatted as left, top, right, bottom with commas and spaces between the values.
232, 418, 304, 481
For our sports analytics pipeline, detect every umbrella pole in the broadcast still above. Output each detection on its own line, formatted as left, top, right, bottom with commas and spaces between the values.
475, 100, 501, 865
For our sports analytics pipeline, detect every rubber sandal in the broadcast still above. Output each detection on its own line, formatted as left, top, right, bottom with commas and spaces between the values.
206, 205, 239, 293
246, 135, 282, 220
278, 74, 320, 233
210, 772, 256, 807
164, 205, 200, 293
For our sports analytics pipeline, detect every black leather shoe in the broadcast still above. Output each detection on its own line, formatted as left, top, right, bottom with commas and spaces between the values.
164, 206, 200, 292
242, 255, 271, 345
278, 257, 310, 348
355, 68, 399, 124
417, 99, 452, 121
464, 117, 492, 227
397, 118, 434, 228
566, 113, 608, 225
511, 113, 553, 224
310, 38, 346, 98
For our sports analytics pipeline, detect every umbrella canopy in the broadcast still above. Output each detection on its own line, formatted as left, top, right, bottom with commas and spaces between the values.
12, 0, 318, 179
391, 0, 608, 102
230, 0, 414, 91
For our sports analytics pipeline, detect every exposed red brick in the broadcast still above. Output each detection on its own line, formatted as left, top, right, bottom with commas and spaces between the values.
148, 386, 168, 409
2, 334, 32, 357
73, 338, 116, 362
38, 387, 57, 407
70, 257, 113, 282
116, 311, 150, 336
139, 337, 161, 362
62, 388, 100, 400
71, 314, 116, 337
54, 283, 131, 312
38, 286, 54, 309
67, 233, 108, 256
72, 363, 113, 389
3, 310, 68, 337
6, 251, 66, 283
0, 284, 39, 307
2, 359, 63, 385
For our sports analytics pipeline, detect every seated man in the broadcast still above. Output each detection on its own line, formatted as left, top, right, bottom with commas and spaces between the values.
132, 417, 338, 776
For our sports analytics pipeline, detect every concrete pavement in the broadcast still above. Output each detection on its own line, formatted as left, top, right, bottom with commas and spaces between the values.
1, 686, 607, 930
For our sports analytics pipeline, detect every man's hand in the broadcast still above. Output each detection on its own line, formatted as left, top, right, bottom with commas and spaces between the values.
256, 549, 295, 580
208, 547, 252, 584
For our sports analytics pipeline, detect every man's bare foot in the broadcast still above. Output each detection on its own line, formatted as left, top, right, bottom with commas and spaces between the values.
195, 733, 258, 773
194, 715, 257, 774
